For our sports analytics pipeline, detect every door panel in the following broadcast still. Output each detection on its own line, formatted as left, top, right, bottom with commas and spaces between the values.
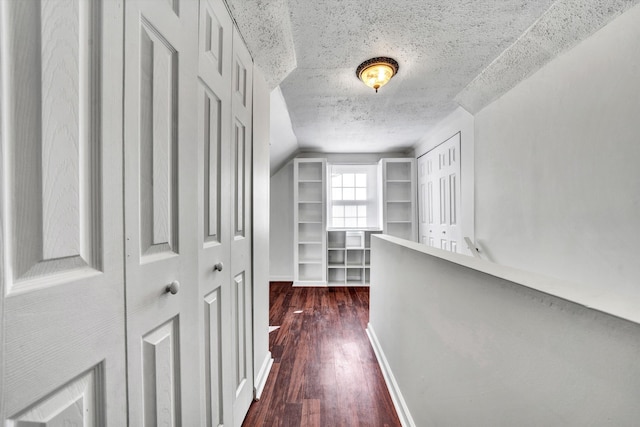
139, 18, 179, 259
7, 365, 104, 426
1, 0, 126, 424
124, 1, 200, 426
142, 318, 181, 427
204, 288, 225, 426
233, 272, 248, 390
3, 0, 102, 287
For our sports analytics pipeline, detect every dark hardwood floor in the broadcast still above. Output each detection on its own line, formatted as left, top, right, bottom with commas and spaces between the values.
242, 282, 401, 427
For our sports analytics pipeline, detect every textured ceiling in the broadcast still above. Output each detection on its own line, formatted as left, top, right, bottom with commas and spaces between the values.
228, 0, 639, 154
225, 0, 297, 88
457, 0, 640, 112
280, 0, 556, 153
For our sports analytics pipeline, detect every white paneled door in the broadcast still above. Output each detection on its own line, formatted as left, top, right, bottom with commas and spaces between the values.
196, 0, 238, 425
0, 1, 127, 425
196, 2, 255, 426
124, 0, 201, 425
1, 1, 256, 425
418, 133, 461, 252
229, 26, 255, 427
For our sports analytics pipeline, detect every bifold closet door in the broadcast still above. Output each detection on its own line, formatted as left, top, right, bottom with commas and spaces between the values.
418, 133, 461, 252
123, 0, 201, 425
195, 0, 234, 425
196, 2, 255, 424
0, 1, 127, 425
229, 26, 255, 427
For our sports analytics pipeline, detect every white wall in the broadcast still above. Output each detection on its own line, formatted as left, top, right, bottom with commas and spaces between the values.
252, 67, 272, 395
369, 235, 640, 426
474, 3, 640, 295
414, 107, 475, 255
269, 87, 298, 175
269, 161, 295, 280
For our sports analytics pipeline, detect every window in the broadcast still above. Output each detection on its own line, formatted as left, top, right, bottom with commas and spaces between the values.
328, 164, 379, 229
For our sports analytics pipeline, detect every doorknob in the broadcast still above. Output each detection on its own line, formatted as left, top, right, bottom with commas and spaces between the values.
165, 280, 180, 295
213, 262, 224, 272
442, 231, 446, 234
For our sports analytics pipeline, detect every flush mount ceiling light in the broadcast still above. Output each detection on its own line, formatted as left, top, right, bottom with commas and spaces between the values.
356, 57, 399, 93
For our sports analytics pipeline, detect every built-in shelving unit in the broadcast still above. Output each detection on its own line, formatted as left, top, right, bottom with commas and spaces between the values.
327, 229, 382, 285
294, 158, 326, 285
381, 158, 417, 241
293, 157, 416, 286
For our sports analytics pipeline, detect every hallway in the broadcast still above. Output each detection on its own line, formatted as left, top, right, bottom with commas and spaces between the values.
243, 283, 401, 426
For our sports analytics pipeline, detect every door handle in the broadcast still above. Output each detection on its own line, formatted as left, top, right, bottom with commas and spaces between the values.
165, 280, 180, 295
442, 231, 446, 234
213, 262, 224, 272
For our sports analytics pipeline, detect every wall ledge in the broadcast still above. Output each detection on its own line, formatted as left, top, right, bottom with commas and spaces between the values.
374, 234, 640, 325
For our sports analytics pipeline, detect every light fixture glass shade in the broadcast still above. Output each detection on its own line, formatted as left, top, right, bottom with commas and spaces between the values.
356, 57, 399, 93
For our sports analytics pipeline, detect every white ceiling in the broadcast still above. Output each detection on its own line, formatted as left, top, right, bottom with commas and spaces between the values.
228, 0, 639, 158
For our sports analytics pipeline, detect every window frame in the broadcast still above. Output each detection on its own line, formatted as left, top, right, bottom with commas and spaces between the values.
327, 163, 380, 230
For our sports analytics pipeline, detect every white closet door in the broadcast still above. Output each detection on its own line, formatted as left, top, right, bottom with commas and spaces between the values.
419, 133, 461, 252
0, 1, 126, 425
196, 0, 234, 425
123, 0, 201, 425
230, 26, 255, 427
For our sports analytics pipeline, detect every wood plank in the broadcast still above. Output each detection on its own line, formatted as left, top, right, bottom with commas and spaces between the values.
242, 283, 401, 426
301, 399, 321, 427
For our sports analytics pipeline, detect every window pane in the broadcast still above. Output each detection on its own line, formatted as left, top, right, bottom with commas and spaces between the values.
345, 205, 357, 217
358, 217, 367, 227
343, 188, 355, 200
332, 206, 344, 217
358, 206, 367, 217
332, 188, 342, 201
333, 218, 344, 228
332, 174, 342, 187
343, 173, 355, 187
345, 218, 357, 227
355, 174, 367, 187
355, 188, 366, 200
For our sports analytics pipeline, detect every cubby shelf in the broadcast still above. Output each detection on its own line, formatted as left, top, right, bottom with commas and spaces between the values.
326, 230, 381, 286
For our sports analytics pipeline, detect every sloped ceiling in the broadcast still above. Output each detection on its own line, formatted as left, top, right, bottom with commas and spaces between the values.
228, 0, 639, 156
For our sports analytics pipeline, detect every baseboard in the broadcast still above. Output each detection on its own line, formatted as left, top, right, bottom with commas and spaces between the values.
269, 275, 293, 282
366, 323, 416, 427
254, 352, 274, 401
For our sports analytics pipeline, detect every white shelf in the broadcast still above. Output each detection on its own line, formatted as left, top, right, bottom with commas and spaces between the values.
294, 158, 327, 284
382, 159, 416, 241
326, 229, 381, 286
